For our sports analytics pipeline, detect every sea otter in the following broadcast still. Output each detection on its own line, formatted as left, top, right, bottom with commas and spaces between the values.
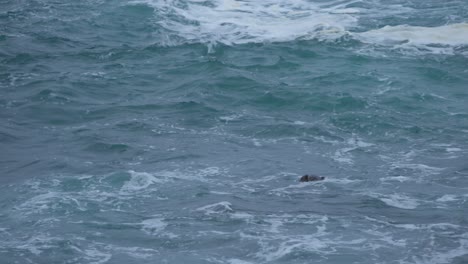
299, 174, 325, 182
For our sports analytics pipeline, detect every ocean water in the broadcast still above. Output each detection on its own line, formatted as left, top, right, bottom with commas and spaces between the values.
1, 0, 468, 263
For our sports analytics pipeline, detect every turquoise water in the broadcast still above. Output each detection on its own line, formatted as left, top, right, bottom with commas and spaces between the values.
1, 0, 468, 263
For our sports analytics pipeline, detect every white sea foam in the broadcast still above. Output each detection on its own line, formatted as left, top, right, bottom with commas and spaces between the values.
381, 195, 419, 209
171, 166, 226, 182
346, 137, 374, 148
262, 214, 328, 233
196, 201, 234, 215
138, 0, 468, 55
293, 121, 306, 125
70, 240, 159, 262
120, 167, 225, 194
325, 178, 361, 184
141, 218, 168, 235
252, 233, 367, 262
83, 248, 112, 264
16, 192, 58, 213
120, 171, 162, 194
237, 174, 278, 185
357, 23, 468, 46
364, 216, 462, 232
332, 148, 354, 164
264, 218, 283, 233
390, 163, 443, 176
195, 201, 255, 222
16, 191, 87, 215
230, 212, 254, 224
108, 246, 158, 259
227, 259, 254, 264
355, 23, 468, 54
380, 176, 412, 182
436, 194, 459, 202
13, 234, 62, 255
257, 235, 328, 262
331, 136, 374, 165
141, 0, 357, 45
235, 213, 336, 262
363, 229, 406, 247
210, 191, 233, 195
269, 182, 323, 196
446, 147, 462, 152
220, 114, 243, 122
370, 193, 420, 209
252, 138, 262, 147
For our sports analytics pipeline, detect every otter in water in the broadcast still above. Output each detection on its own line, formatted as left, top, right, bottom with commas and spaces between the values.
299, 174, 325, 182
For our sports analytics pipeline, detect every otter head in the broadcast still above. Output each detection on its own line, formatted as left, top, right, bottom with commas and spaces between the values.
299, 175, 325, 182
299, 175, 310, 182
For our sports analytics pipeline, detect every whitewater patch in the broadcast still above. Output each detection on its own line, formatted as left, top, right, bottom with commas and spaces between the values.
140, 0, 357, 45
380, 176, 413, 183
436, 194, 459, 203
356, 23, 468, 46
196, 201, 234, 215
331, 136, 374, 165
369, 193, 420, 209
120, 167, 226, 194
269, 182, 323, 197
355, 23, 468, 54
195, 201, 255, 223
140, 218, 168, 235
389, 162, 444, 177
137, 0, 468, 54
227, 259, 254, 264
120, 171, 163, 195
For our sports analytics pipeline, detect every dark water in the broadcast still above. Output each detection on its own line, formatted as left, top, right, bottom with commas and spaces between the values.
1, 0, 468, 263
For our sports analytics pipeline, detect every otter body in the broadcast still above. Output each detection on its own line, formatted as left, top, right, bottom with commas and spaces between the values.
299, 175, 325, 182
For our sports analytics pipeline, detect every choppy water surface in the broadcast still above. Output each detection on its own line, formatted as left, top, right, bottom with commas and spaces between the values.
1, 0, 468, 263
